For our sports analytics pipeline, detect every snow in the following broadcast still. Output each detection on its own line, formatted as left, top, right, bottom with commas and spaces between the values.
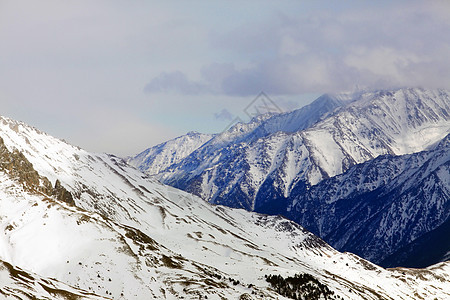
0, 259, 107, 299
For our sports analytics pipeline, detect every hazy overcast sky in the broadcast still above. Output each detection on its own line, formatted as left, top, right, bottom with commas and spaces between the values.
1, 1, 449, 155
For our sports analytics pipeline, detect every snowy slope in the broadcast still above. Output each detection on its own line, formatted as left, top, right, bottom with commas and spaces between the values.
127, 131, 213, 175
286, 133, 450, 266
0, 115, 449, 299
151, 88, 450, 213
0, 259, 106, 299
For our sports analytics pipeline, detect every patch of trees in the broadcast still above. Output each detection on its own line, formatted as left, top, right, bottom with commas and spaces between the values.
265, 273, 338, 300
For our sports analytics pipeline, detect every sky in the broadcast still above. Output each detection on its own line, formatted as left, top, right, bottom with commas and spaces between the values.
0, 1, 449, 156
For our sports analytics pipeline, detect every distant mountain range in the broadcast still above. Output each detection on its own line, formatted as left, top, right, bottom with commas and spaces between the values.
1, 93, 449, 298
130, 88, 450, 268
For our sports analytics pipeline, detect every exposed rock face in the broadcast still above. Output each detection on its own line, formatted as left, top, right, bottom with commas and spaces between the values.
53, 179, 75, 206
0, 136, 74, 205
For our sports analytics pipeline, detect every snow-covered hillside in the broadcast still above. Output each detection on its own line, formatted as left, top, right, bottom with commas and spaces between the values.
1, 114, 449, 299
0, 259, 106, 299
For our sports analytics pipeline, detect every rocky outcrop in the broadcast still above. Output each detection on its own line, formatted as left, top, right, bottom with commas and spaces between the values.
0, 136, 74, 205
53, 179, 75, 206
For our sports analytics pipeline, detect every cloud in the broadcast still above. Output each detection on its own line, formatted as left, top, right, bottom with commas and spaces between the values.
145, 1, 450, 97
143, 71, 208, 95
214, 108, 234, 121
219, 4, 450, 94
2, 1, 450, 156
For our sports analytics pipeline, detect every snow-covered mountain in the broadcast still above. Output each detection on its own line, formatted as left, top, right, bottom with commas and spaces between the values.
150, 88, 449, 212
128, 131, 213, 175
285, 133, 450, 266
1, 114, 449, 298
152, 92, 350, 208
129, 93, 347, 179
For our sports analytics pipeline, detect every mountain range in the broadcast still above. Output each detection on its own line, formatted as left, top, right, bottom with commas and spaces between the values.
1, 90, 449, 298
129, 88, 450, 268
